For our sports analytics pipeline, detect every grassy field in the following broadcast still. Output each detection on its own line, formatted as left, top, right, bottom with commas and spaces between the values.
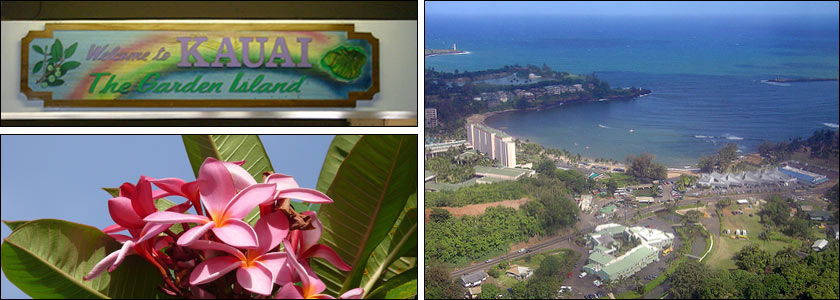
706, 206, 800, 270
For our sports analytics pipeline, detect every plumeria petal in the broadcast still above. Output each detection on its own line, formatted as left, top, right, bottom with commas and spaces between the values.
339, 288, 364, 299
143, 211, 210, 224
222, 160, 258, 191
186, 240, 247, 260
236, 261, 274, 296
136, 221, 177, 244
103, 224, 127, 234
189, 256, 242, 285
178, 221, 216, 247
299, 211, 323, 252
83, 250, 120, 280
303, 244, 352, 271
108, 197, 146, 229
255, 211, 290, 254
284, 240, 326, 297
109, 240, 135, 272
149, 177, 187, 196
155, 236, 174, 251
277, 188, 333, 204
264, 173, 300, 191
212, 219, 259, 249
133, 176, 158, 217
221, 183, 277, 220
182, 181, 202, 215
198, 157, 237, 218
275, 284, 305, 299
119, 182, 136, 198
259, 252, 293, 285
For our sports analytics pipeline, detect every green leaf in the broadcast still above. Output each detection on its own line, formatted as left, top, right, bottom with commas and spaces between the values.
313, 135, 362, 212
51, 39, 64, 63
61, 61, 81, 74
33, 61, 43, 73
0, 219, 167, 299
48, 79, 64, 86
65, 42, 78, 58
102, 187, 120, 197
33, 45, 44, 54
309, 135, 417, 295
2, 220, 29, 231
364, 267, 417, 299
361, 196, 418, 294
181, 135, 275, 225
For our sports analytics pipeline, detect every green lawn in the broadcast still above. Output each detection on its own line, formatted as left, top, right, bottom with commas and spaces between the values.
706, 207, 801, 271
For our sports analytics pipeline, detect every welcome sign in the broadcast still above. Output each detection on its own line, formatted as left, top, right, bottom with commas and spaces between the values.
20, 23, 379, 107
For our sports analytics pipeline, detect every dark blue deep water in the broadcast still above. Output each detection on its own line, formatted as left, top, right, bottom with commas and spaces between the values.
425, 15, 839, 167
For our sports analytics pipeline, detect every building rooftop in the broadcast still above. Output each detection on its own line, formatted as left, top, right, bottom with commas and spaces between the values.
600, 244, 657, 278
476, 176, 507, 184
629, 227, 674, 248
471, 123, 510, 138
594, 223, 627, 236
460, 270, 487, 284
599, 204, 618, 214
474, 166, 531, 178
589, 251, 615, 266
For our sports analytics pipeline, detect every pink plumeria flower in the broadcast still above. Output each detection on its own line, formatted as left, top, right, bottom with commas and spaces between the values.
188, 211, 292, 296
287, 211, 351, 275
276, 240, 362, 299
85, 176, 191, 280
141, 157, 277, 248
263, 173, 334, 206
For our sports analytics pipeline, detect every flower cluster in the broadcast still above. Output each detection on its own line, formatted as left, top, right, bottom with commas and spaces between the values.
84, 158, 360, 299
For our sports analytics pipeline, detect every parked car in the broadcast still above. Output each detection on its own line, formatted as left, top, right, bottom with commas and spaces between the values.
567, 271, 573, 278
485, 259, 493, 263
579, 272, 588, 278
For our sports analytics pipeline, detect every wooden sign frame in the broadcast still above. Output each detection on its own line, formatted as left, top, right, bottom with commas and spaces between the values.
20, 23, 379, 108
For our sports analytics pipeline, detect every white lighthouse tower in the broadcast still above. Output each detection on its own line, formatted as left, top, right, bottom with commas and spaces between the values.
453, 43, 457, 51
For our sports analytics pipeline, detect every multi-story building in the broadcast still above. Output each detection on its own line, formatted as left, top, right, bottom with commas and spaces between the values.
424, 108, 438, 128
583, 223, 673, 282
465, 123, 516, 167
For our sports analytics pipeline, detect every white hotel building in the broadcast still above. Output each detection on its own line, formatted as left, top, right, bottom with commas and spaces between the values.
466, 123, 516, 168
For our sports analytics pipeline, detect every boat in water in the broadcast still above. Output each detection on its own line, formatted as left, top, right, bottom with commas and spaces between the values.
629, 128, 635, 133
598, 124, 608, 128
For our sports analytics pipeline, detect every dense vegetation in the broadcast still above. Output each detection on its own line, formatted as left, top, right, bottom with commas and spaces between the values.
424, 262, 464, 299
667, 241, 839, 299
425, 206, 543, 265
425, 64, 648, 133
425, 180, 528, 208
625, 152, 667, 182
425, 173, 581, 265
507, 253, 578, 299
425, 145, 496, 184
697, 143, 739, 173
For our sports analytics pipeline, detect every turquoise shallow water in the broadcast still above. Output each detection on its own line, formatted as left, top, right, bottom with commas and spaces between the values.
425, 14, 839, 167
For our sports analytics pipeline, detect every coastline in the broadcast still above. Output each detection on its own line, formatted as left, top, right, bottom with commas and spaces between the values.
468, 91, 710, 176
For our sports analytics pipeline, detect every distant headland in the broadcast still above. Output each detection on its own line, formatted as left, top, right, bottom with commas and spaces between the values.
424, 43, 469, 57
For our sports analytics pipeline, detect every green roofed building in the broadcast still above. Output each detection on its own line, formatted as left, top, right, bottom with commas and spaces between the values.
599, 204, 618, 215
588, 251, 614, 266
596, 245, 658, 282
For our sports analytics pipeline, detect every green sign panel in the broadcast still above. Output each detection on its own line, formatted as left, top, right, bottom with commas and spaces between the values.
21, 23, 379, 107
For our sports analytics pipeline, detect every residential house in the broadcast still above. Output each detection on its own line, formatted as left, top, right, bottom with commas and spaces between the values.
460, 270, 487, 288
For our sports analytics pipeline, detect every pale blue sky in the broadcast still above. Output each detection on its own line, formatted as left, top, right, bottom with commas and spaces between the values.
425, 1, 840, 16
0, 135, 334, 299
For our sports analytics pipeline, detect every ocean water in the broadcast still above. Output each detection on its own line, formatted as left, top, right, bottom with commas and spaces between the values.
425, 14, 839, 167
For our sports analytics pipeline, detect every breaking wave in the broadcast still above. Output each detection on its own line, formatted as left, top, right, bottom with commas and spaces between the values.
823, 122, 839, 128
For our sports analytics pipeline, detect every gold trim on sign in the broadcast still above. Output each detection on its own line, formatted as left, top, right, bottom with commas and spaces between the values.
20, 23, 379, 108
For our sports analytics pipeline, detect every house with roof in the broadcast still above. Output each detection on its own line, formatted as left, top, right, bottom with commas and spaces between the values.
583, 223, 673, 282
466, 286, 482, 299
505, 265, 533, 280
460, 270, 487, 288
812, 239, 829, 251
808, 210, 833, 222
